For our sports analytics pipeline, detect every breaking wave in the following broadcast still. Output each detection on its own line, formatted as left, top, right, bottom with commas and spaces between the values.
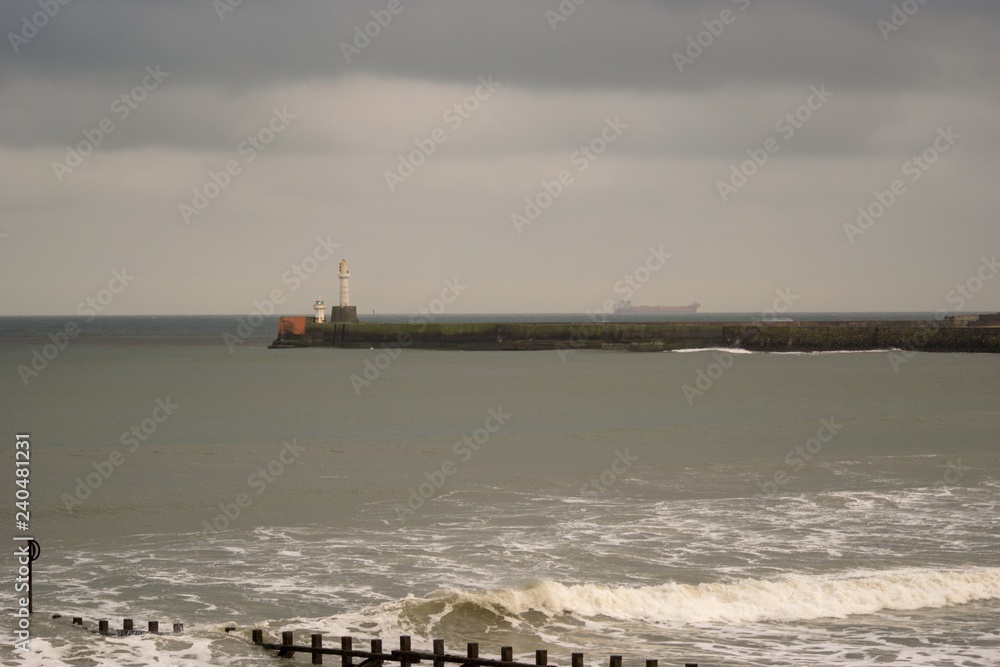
403, 567, 1000, 625
671, 347, 896, 355
671, 347, 754, 354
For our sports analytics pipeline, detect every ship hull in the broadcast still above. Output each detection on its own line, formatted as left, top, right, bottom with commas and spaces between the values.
614, 303, 701, 314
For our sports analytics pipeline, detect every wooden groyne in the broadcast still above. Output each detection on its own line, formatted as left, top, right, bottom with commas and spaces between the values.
251, 632, 699, 667
59, 614, 184, 636
269, 314, 1000, 353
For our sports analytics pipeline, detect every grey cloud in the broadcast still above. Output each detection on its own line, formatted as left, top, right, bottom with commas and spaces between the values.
1, 0, 998, 315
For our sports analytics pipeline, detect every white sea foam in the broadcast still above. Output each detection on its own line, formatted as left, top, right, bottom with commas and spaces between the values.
671, 347, 898, 355
768, 348, 899, 355
430, 567, 1000, 625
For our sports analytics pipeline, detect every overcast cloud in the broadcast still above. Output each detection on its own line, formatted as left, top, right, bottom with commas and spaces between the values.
2, 0, 998, 315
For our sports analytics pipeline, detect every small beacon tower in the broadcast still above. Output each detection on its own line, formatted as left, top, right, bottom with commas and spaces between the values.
330, 259, 359, 324
313, 298, 326, 323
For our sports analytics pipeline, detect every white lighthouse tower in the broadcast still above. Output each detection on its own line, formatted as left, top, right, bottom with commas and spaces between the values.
338, 259, 350, 307
329, 259, 358, 323
313, 298, 326, 323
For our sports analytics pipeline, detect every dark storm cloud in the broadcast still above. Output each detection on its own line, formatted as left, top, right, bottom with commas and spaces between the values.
3, 0, 998, 94
0, 0, 995, 156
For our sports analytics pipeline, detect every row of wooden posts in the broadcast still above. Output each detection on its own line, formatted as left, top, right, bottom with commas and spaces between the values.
63, 615, 183, 636
252, 632, 699, 667
65, 617, 698, 665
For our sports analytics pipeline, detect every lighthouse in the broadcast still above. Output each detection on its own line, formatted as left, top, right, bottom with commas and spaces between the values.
330, 259, 359, 324
338, 259, 350, 307
313, 298, 326, 323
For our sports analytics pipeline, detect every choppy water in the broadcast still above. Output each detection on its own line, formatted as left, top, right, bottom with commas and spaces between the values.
1, 316, 998, 666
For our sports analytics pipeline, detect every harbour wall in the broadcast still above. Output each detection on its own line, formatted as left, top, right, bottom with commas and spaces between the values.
269, 317, 1000, 353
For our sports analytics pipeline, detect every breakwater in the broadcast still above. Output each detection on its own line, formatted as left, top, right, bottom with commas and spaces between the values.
251, 631, 682, 667
269, 315, 1000, 353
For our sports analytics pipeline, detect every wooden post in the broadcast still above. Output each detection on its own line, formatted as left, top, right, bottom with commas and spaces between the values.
279, 630, 294, 658
571, 654, 583, 667
341, 635, 353, 667
98, 620, 109, 635
684, 664, 698, 667
252, 629, 264, 644
174, 623, 184, 633
400, 636, 412, 667
467, 642, 479, 660
501, 647, 513, 663
148, 621, 159, 633
312, 633, 324, 665
372, 638, 384, 667
72, 617, 82, 626
535, 650, 547, 667
646, 661, 657, 667
433, 639, 445, 667
123, 619, 133, 632
610, 656, 622, 667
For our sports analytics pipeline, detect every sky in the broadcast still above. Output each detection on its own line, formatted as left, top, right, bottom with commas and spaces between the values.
1, 0, 998, 315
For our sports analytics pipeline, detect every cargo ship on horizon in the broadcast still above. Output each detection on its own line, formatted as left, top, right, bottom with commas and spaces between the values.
613, 299, 700, 314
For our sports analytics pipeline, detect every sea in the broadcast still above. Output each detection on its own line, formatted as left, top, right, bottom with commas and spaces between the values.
1, 314, 998, 667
